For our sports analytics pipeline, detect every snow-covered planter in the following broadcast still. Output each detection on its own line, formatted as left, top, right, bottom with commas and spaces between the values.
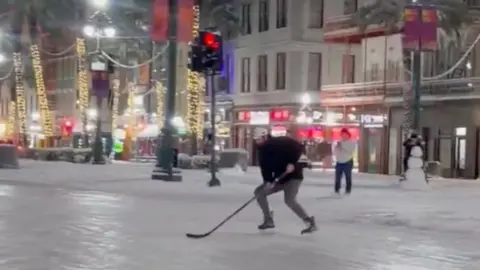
30, 147, 93, 163
0, 144, 19, 169
178, 153, 193, 169
192, 154, 219, 169
218, 148, 249, 172
72, 148, 93, 163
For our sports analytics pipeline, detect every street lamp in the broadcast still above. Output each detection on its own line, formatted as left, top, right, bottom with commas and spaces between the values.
301, 93, 311, 105
83, 25, 116, 50
152, 0, 182, 181
83, 21, 116, 164
90, 0, 108, 9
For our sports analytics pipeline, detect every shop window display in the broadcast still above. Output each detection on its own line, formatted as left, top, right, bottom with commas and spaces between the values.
297, 126, 359, 167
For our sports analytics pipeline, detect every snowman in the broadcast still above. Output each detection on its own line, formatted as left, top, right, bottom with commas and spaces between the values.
402, 137, 429, 189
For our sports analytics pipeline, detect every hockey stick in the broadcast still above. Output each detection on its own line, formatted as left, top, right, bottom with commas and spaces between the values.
186, 172, 289, 239
186, 196, 256, 239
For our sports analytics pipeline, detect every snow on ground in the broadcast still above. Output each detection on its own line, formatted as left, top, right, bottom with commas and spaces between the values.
0, 160, 479, 269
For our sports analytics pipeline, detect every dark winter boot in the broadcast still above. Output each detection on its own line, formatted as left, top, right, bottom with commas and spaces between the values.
301, 216, 317, 234
258, 212, 275, 230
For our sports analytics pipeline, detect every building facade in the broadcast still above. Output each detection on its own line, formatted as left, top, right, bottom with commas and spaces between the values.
231, 0, 385, 168
230, 0, 480, 178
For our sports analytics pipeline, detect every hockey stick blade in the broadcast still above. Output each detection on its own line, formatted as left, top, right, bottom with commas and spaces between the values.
185, 196, 256, 239
186, 232, 211, 239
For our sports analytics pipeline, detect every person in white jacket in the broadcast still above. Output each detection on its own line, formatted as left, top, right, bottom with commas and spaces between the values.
333, 128, 356, 194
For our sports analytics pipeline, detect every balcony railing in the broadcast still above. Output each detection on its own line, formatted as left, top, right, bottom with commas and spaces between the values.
323, 14, 401, 42
324, 14, 355, 32
319, 77, 480, 105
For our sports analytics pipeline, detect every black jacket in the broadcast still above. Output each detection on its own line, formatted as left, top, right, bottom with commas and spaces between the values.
403, 137, 424, 157
258, 136, 304, 184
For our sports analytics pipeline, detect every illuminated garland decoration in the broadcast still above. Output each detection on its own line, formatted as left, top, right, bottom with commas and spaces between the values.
76, 38, 89, 136
30, 45, 53, 136
186, 5, 204, 139
6, 101, 15, 138
111, 78, 120, 131
197, 77, 205, 140
13, 52, 27, 136
155, 80, 165, 126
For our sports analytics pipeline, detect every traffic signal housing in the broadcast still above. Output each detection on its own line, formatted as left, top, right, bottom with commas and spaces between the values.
188, 31, 223, 73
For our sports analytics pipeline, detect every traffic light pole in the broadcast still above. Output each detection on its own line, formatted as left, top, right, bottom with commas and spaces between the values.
152, 0, 182, 181
207, 70, 220, 187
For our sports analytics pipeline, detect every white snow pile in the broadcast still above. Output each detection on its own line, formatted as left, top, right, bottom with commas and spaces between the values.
178, 153, 193, 169
192, 154, 219, 169
402, 146, 429, 190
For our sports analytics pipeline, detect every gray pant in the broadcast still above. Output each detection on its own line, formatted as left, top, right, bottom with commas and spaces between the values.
254, 180, 309, 220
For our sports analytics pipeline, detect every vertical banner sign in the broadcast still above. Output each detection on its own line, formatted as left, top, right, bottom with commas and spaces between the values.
420, 7, 437, 51
177, 0, 194, 42
91, 70, 110, 98
402, 5, 421, 51
151, 0, 168, 41
138, 64, 150, 85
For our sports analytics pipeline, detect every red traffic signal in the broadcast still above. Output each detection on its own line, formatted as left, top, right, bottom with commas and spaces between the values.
62, 118, 73, 136
201, 31, 219, 49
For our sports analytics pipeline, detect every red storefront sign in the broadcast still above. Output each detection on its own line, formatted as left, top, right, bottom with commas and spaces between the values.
237, 111, 251, 121
297, 127, 324, 139
297, 126, 359, 140
269, 109, 289, 121
330, 127, 359, 140
237, 109, 290, 122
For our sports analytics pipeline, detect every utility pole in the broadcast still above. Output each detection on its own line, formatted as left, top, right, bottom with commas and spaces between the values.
152, 0, 182, 181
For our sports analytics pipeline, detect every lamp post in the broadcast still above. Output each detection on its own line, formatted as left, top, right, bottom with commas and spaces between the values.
84, 25, 116, 164
152, 0, 182, 181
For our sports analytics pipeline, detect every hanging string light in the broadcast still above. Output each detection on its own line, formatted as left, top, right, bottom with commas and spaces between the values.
76, 38, 89, 136
13, 53, 27, 137
186, 5, 204, 139
30, 45, 53, 137
155, 80, 165, 126
6, 101, 15, 138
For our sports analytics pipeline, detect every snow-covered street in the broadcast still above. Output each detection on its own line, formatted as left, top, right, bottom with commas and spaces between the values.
0, 160, 480, 269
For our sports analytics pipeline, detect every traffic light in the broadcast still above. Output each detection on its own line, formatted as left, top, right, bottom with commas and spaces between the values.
200, 31, 222, 71
61, 119, 73, 137
188, 44, 204, 72
188, 31, 223, 73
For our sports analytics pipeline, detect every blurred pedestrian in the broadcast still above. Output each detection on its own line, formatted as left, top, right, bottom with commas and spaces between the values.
333, 128, 356, 195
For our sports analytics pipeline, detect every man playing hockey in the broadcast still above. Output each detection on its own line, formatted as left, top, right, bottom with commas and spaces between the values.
253, 129, 317, 234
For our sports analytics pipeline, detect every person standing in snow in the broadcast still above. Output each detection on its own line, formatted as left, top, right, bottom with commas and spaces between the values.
253, 128, 317, 234
334, 128, 356, 195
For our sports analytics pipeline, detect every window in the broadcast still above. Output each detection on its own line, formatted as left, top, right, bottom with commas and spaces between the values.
344, 0, 357, 15
275, 52, 286, 90
370, 63, 379, 81
276, 0, 287, 28
257, 55, 268, 91
241, 4, 252, 35
259, 0, 269, 32
387, 60, 400, 82
342, 55, 355, 83
307, 53, 322, 90
241, 57, 251, 93
308, 0, 323, 28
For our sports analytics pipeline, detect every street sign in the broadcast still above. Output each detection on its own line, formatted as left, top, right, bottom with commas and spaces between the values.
91, 70, 110, 97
